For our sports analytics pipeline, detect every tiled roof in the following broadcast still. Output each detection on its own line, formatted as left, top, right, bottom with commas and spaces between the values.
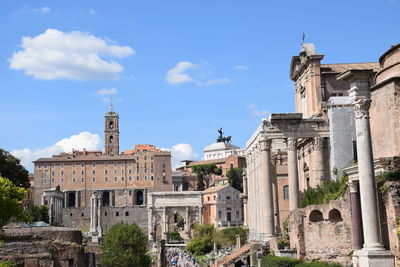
320, 62, 381, 74
203, 185, 229, 193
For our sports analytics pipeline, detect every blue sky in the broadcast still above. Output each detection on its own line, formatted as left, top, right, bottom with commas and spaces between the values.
1, 0, 399, 171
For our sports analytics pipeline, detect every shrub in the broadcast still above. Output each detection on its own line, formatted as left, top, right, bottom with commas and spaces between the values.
296, 262, 342, 267
260, 255, 301, 267
0, 261, 15, 267
186, 224, 216, 255
301, 173, 348, 208
215, 227, 248, 247
167, 231, 183, 241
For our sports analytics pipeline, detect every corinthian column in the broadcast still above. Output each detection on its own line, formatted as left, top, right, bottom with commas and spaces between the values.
313, 137, 325, 186
259, 137, 275, 237
242, 168, 248, 227
337, 69, 394, 266
287, 138, 300, 210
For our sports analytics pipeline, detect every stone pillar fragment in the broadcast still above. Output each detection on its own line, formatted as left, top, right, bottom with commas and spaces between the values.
287, 138, 300, 210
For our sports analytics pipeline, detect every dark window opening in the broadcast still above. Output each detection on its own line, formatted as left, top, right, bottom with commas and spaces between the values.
109, 121, 114, 129
110, 135, 113, 144
102, 191, 110, 207
309, 210, 324, 222
125, 211, 129, 216
67, 192, 76, 207
136, 190, 144, 205
116, 212, 119, 217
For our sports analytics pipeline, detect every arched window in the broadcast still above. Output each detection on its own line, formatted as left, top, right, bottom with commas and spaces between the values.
328, 209, 343, 222
109, 135, 113, 144
109, 121, 114, 129
309, 210, 323, 222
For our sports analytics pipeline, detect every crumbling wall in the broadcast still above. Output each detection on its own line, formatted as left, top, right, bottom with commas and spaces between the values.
0, 227, 85, 267
289, 197, 353, 266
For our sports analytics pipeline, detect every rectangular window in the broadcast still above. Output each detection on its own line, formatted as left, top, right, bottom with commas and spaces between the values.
51, 178, 55, 184
114, 177, 117, 182
116, 212, 119, 217
92, 162, 96, 167
61, 171, 64, 176
51, 171, 55, 176
43, 178, 47, 184
144, 156, 147, 161
73, 170, 76, 176
125, 211, 129, 216
61, 178, 64, 183
227, 196, 231, 200
128, 169, 132, 174
81, 170, 84, 175
144, 168, 147, 173
92, 170, 96, 175
122, 162, 125, 166
136, 167, 139, 173
38, 163, 42, 168
81, 177, 84, 183
129, 176, 132, 181
151, 176, 154, 181
122, 176, 125, 182
105, 177, 108, 182
144, 176, 147, 181
136, 176, 140, 181
283, 185, 289, 199
114, 170, 118, 175
44, 170, 48, 177
92, 177, 96, 182
105, 170, 108, 175
73, 178, 76, 183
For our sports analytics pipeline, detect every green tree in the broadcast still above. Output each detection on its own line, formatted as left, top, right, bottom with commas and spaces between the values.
192, 164, 222, 190
214, 227, 248, 247
100, 222, 150, 267
186, 223, 216, 255
21, 205, 49, 223
0, 149, 29, 188
0, 177, 26, 227
226, 168, 243, 192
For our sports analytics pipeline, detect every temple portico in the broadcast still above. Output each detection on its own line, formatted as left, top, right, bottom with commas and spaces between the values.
245, 114, 329, 242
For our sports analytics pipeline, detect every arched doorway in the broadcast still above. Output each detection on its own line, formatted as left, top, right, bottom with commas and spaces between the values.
102, 191, 110, 206
167, 213, 185, 243
67, 192, 76, 207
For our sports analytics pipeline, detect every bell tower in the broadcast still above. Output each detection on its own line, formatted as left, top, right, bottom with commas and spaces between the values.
104, 104, 119, 155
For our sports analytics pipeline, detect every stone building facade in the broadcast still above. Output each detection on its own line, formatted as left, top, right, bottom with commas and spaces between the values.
32, 108, 172, 234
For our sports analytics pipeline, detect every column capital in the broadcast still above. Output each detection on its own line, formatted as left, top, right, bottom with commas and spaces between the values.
353, 98, 371, 119
348, 181, 359, 193
286, 138, 297, 151
259, 138, 272, 151
313, 137, 323, 150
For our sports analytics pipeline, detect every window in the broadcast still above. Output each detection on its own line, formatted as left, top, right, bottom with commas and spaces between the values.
105, 170, 108, 175
122, 176, 125, 182
151, 176, 154, 181
218, 211, 222, 219
136, 167, 139, 173
61, 178, 64, 183
51, 163, 55, 168
129, 176, 132, 181
44, 164, 48, 168
122, 162, 125, 166
114, 170, 118, 174
151, 162, 153, 168
208, 196, 210, 201
136, 176, 140, 181
227, 196, 231, 200
92, 162, 96, 167
81, 177, 84, 183
162, 163, 166, 168
38, 163, 42, 168
81, 170, 84, 175
218, 195, 221, 200
44, 170, 48, 177
129, 169, 132, 174
105, 161, 108, 167
151, 156, 153, 160
116, 212, 119, 217
92, 170, 96, 175
129, 191, 132, 196
114, 176, 117, 182
61, 171, 64, 176
129, 162, 132, 166
283, 185, 289, 199
214, 196, 216, 200
122, 169, 124, 174
81, 163, 84, 168
72, 178, 76, 183
51, 171, 55, 176
92, 177, 96, 182
144, 168, 147, 173
144, 156, 147, 161
144, 176, 147, 181
125, 211, 129, 216
43, 178, 47, 184
51, 178, 55, 184
73, 170, 76, 176
72, 163, 76, 168
105, 177, 108, 182
114, 161, 117, 167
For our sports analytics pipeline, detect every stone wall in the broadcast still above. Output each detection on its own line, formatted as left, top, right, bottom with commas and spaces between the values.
62, 205, 148, 233
0, 227, 85, 267
289, 197, 354, 266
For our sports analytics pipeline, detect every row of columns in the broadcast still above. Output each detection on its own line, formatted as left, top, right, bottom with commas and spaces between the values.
246, 134, 326, 241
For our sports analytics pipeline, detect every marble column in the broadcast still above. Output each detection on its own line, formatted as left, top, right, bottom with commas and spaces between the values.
287, 138, 300, 210
198, 206, 203, 225
90, 192, 97, 233
184, 207, 190, 240
338, 69, 394, 266
313, 137, 326, 185
349, 181, 364, 250
245, 151, 253, 231
259, 137, 275, 237
161, 207, 167, 240
147, 207, 154, 242
242, 168, 248, 227
254, 147, 261, 233
97, 195, 102, 236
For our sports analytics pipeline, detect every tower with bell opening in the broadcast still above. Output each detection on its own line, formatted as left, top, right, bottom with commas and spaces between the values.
104, 104, 119, 155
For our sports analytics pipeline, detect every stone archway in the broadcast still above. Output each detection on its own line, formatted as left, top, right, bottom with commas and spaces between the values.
147, 191, 203, 244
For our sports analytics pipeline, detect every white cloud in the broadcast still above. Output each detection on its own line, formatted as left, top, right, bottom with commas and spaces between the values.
165, 61, 230, 86
247, 103, 269, 117
9, 28, 134, 80
96, 88, 118, 95
162, 144, 199, 170
89, 8, 97, 15
11, 132, 101, 171
165, 61, 198, 85
201, 78, 230, 86
234, 65, 248, 71
33, 7, 51, 14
